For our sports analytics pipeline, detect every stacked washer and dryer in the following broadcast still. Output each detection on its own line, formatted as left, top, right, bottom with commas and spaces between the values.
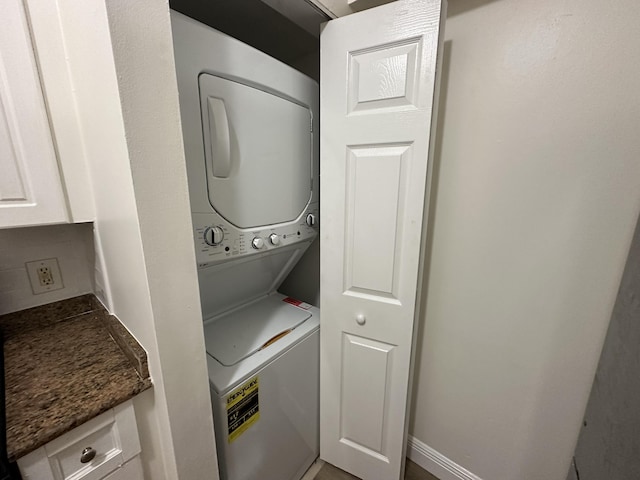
171, 12, 320, 480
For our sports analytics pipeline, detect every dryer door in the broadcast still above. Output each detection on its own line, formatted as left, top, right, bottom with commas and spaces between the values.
199, 74, 313, 229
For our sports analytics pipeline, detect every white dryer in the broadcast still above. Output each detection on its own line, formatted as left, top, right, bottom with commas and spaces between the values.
171, 11, 319, 480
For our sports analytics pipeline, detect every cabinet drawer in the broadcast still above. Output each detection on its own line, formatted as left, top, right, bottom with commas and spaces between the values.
18, 401, 140, 480
101, 457, 143, 480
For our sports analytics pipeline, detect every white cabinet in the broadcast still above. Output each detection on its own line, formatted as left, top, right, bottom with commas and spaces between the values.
101, 457, 143, 480
0, 0, 94, 229
0, 0, 68, 228
17, 401, 143, 480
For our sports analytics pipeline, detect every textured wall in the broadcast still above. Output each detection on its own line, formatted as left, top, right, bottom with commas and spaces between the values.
570, 214, 640, 480
408, 0, 640, 478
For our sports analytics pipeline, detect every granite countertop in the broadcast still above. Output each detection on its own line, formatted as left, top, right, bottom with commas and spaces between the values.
0, 294, 152, 461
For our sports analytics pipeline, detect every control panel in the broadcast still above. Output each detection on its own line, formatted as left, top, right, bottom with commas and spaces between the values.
192, 202, 319, 268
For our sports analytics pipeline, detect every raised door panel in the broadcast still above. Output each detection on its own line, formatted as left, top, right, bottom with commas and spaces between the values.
0, 0, 68, 228
344, 143, 411, 302
320, 0, 446, 479
340, 333, 395, 457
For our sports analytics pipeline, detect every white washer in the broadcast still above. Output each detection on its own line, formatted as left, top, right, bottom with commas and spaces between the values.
171, 11, 320, 480
205, 294, 319, 480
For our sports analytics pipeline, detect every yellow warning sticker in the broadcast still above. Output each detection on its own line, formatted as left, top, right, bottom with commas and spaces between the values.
226, 376, 260, 443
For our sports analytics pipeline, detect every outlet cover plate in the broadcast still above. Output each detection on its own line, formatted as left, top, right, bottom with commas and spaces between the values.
26, 258, 64, 295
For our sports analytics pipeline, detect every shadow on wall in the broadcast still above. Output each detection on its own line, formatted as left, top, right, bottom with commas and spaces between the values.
569, 210, 640, 480
409, 36, 452, 428
278, 237, 320, 307
409, 2, 501, 408
409, 0, 526, 434
447, 0, 503, 17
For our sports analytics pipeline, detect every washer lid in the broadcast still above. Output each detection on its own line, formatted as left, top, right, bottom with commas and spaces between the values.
199, 73, 313, 228
203, 294, 312, 366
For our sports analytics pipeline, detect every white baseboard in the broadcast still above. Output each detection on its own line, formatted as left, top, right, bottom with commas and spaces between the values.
407, 436, 483, 480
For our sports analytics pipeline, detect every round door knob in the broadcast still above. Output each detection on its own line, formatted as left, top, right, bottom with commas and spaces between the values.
80, 447, 96, 463
204, 226, 224, 246
251, 237, 264, 249
306, 213, 316, 227
269, 233, 280, 246
356, 314, 366, 325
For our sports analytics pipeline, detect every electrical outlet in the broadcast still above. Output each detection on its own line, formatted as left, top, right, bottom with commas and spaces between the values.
26, 258, 64, 295
38, 266, 54, 285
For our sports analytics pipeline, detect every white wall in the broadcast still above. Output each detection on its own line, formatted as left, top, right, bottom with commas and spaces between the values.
102, 1, 219, 478
0, 223, 94, 314
48, 1, 218, 479
408, 0, 640, 479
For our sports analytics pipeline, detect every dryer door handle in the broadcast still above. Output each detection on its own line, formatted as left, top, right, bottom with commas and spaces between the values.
207, 96, 232, 178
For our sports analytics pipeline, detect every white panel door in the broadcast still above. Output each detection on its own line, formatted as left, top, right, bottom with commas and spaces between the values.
0, 0, 68, 228
320, 1, 445, 479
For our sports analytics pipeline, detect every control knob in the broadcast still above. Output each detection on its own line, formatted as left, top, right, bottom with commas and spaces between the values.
251, 237, 264, 249
269, 233, 280, 246
306, 213, 316, 227
204, 226, 224, 246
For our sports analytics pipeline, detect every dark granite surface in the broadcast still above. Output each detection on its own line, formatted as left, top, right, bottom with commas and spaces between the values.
0, 295, 152, 461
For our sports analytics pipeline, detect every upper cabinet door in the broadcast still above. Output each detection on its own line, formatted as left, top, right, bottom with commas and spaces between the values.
0, 0, 68, 228
319, 1, 446, 479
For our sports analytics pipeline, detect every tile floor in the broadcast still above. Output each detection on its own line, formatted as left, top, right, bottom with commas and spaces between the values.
314, 459, 439, 480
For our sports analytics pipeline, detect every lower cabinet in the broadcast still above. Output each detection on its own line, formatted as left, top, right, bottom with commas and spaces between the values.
17, 401, 142, 480
101, 456, 143, 480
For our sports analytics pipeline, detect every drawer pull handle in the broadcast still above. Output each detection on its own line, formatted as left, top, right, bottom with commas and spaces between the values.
80, 447, 96, 463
